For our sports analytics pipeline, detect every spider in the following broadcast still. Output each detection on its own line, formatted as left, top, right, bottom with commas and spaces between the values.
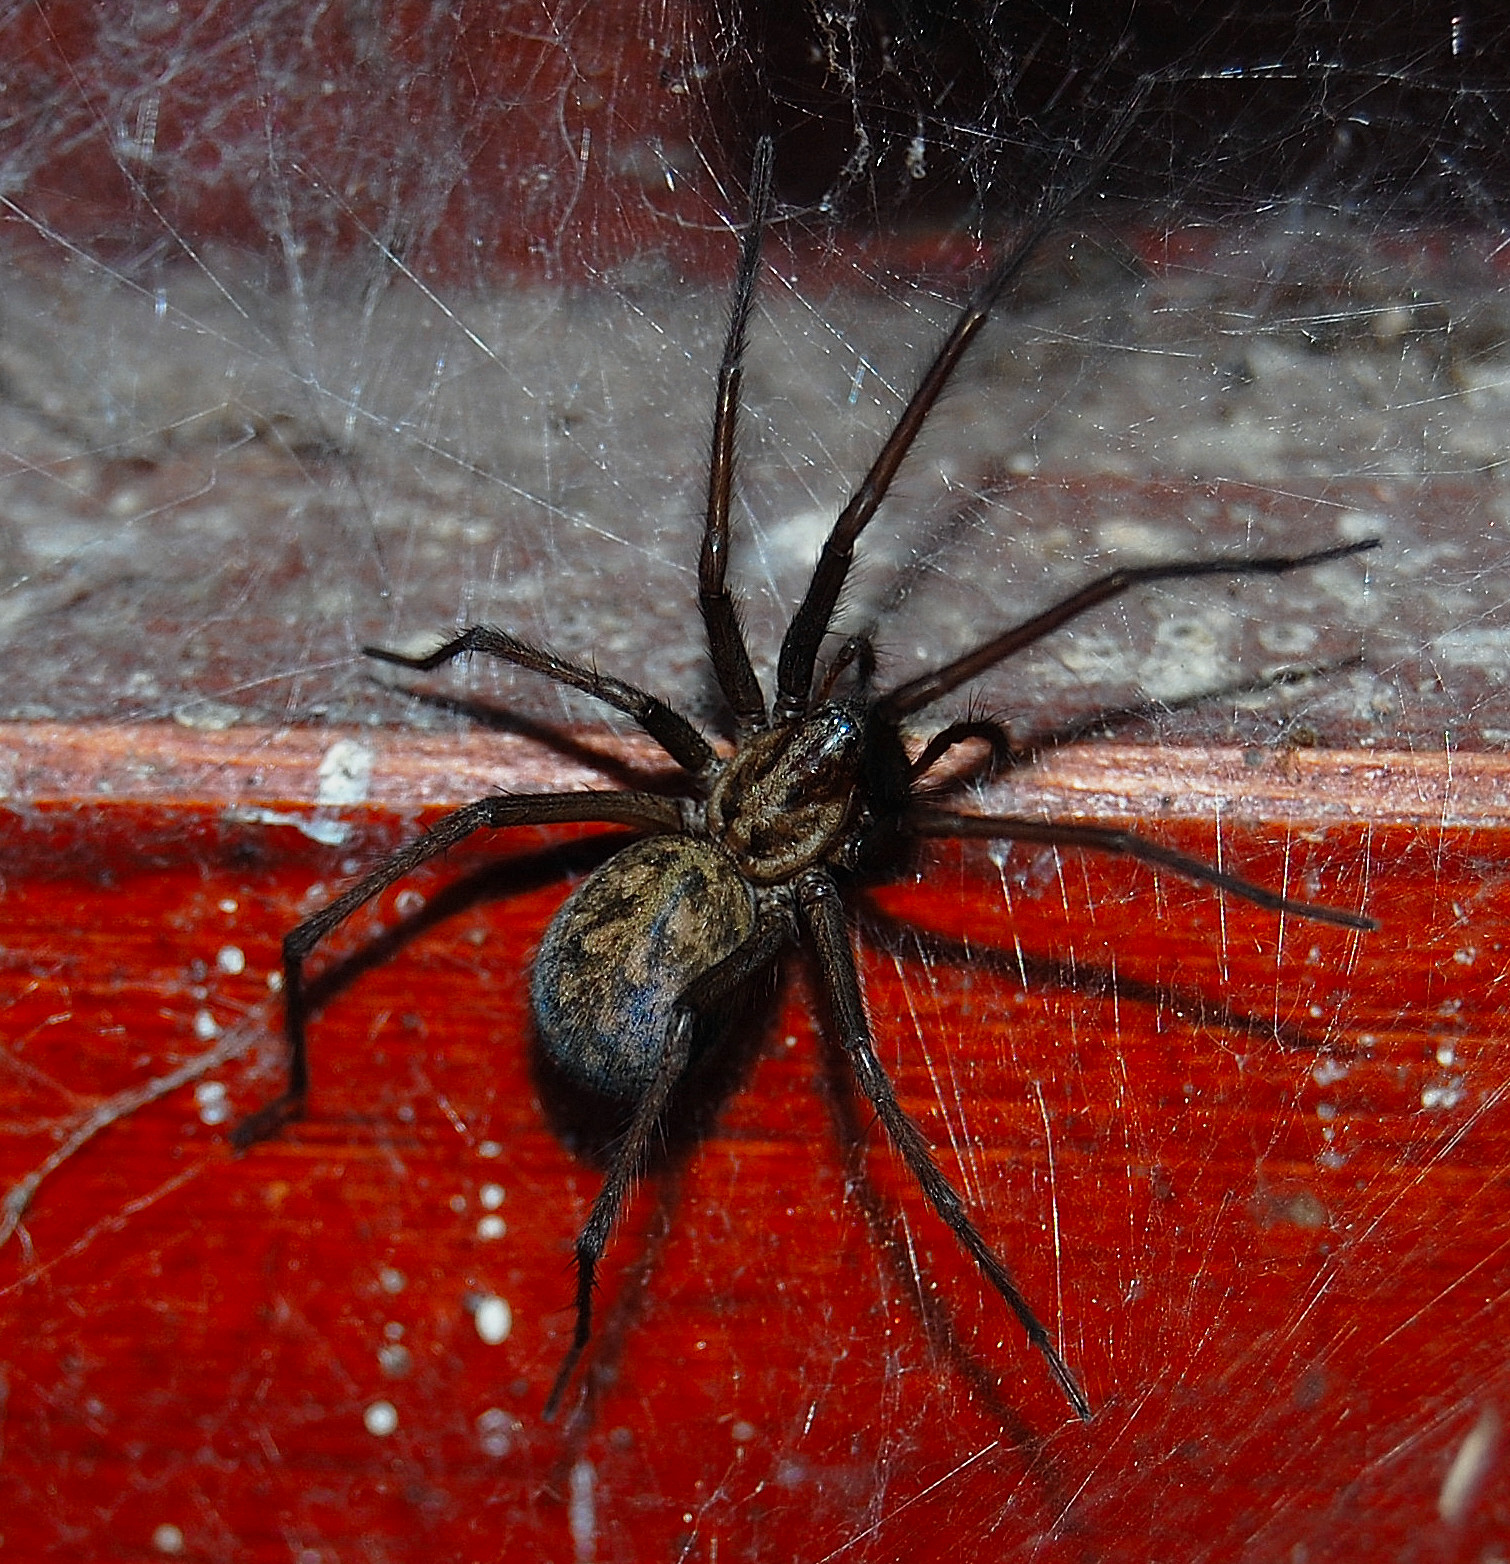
233, 135, 1378, 1423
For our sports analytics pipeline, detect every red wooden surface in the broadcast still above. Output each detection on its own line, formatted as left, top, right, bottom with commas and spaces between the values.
2, 724, 1507, 1560
3, 0, 733, 283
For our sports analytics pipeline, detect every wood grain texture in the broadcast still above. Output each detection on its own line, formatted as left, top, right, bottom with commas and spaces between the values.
1, 722, 1506, 1561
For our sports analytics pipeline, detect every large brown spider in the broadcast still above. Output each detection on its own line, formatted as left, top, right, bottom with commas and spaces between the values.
233, 136, 1377, 1421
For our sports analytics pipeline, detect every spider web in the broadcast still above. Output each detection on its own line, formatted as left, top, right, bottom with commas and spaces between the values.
0, 4, 1507, 1561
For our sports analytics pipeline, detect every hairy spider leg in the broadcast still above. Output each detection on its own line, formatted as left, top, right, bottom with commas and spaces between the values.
364, 626, 716, 779
544, 910, 790, 1421
231, 790, 682, 1150
699, 135, 775, 732
796, 870, 1094, 1422
875, 538, 1380, 722
877, 538, 1381, 931
909, 717, 1020, 782
772, 86, 1151, 721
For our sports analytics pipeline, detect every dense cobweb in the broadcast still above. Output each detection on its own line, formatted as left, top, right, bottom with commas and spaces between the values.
2, 3, 1509, 1559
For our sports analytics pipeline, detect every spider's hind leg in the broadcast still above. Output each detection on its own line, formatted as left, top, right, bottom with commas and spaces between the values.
544, 911, 788, 1420
231, 790, 683, 1152
796, 868, 1094, 1422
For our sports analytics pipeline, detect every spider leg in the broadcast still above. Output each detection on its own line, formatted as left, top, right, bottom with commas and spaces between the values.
231, 790, 683, 1150
364, 629, 716, 778
796, 869, 1093, 1423
910, 717, 1019, 783
773, 90, 1148, 720
877, 538, 1379, 722
544, 911, 789, 1420
908, 806, 1378, 931
815, 634, 878, 703
700, 136, 774, 731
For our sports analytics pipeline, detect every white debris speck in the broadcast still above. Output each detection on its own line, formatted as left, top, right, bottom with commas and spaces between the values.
478, 1141, 503, 1159
193, 1009, 220, 1041
194, 1080, 230, 1126
316, 738, 375, 806
1312, 1058, 1349, 1087
731, 1419, 756, 1443
1437, 1043, 1457, 1067
377, 1343, 412, 1377
395, 888, 426, 917
479, 1183, 505, 1210
477, 1215, 506, 1240
1338, 510, 1388, 543
152, 1523, 185, 1554
473, 1295, 513, 1345
569, 1459, 596, 1562
1439, 1404, 1500, 1524
477, 1406, 519, 1457
379, 1267, 406, 1294
1422, 1079, 1466, 1110
173, 700, 241, 730
218, 898, 238, 914
224, 805, 353, 847
216, 944, 245, 975
363, 1400, 398, 1436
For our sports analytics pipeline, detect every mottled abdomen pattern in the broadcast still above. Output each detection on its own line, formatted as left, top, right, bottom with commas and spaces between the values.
531, 834, 758, 1099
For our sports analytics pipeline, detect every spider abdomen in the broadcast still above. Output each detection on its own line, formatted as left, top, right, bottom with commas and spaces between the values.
531, 833, 757, 1100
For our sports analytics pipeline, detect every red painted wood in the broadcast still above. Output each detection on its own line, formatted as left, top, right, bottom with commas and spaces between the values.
2, 725, 1506, 1560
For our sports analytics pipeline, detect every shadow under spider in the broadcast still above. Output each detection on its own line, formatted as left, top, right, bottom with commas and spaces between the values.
292, 831, 784, 1167
855, 891, 1365, 1062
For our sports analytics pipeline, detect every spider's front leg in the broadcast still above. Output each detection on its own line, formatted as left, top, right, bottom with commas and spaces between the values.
796, 869, 1094, 1422
231, 790, 682, 1151
364, 628, 716, 778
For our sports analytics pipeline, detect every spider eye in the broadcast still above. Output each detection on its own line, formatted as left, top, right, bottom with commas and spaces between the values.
705, 707, 867, 883
780, 707, 862, 794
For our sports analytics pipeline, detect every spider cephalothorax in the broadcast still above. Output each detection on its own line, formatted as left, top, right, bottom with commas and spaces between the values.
235, 131, 1376, 1422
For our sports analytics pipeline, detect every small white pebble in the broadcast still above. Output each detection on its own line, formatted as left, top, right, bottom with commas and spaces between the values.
363, 1399, 398, 1436
152, 1523, 185, 1554
218, 898, 238, 915
478, 1140, 503, 1159
473, 1295, 513, 1345
216, 945, 245, 975
448, 1193, 467, 1214
1437, 1043, 1457, 1066
395, 888, 426, 917
379, 1267, 406, 1294
193, 1009, 220, 1041
731, 1419, 756, 1443
479, 1183, 505, 1211
476, 1215, 506, 1241
266, 970, 283, 992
